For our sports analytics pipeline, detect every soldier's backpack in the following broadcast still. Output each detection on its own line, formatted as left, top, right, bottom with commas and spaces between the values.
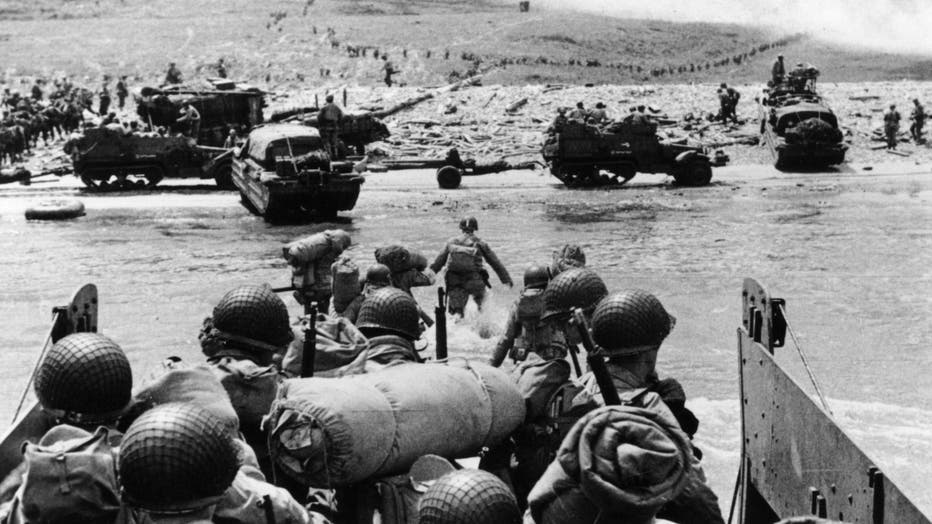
375, 245, 427, 274
515, 289, 546, 358
447, 243, 481, 273
331, 255, 361, 313
11, 426, 120, 523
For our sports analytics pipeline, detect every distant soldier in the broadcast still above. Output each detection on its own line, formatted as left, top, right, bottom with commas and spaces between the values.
30, 81, 42, 101
909, 98, 925, 143
884, 104, 901, 149
588, 101, 608, 124
222, 128, 238, 148
115, 75, 128, 110
546, 107, 568, 133
430, 216, 513, 317
217, 57, 228, 78
317, 93, 344, 159
176, 102, 201, 140
718, 83, 739, 124
164, 62, 183, 85
568, 101, 587, 122
97, 81, 111, 115
382, 55, 398, 87
771, 54, 786, 84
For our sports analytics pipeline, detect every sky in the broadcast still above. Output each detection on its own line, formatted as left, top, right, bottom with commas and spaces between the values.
525, 0, 932, 55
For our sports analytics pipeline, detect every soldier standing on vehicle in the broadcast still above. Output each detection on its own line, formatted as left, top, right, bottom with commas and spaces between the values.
382, 55, 398, 87
430, 216, 513, 317
115, 75, 128, 110
909, 98, 925, 143
176, 102, 201, 140
587, 101, 608, 124
164, 62, 183, 85
97, 80, 111, 116
546, 107, 568, 133
317, 93, 344, 159
223, 128, 238, 148
772, 54, 786, 84
568, 101, 587, 122
283, 229, 352, 312
884, 104, 901, 149
217, 57, 228, 78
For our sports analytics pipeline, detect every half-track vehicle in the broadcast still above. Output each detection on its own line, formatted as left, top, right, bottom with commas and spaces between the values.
759, 65, 847, 169
541, 118, 714, 187
232, 124, 364, 221
64, 126, 232, 190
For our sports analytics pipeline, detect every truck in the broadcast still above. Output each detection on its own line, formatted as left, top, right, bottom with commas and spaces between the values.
759, 65, 847, 169
541, 118, 714, 188
232, 124, 365, 221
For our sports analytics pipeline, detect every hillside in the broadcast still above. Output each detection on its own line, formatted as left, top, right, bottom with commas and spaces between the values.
0, 0, 930, 88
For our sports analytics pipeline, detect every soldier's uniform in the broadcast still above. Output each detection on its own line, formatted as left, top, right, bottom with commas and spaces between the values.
98, 83, 111, 116
350, 287, 424, 372
430, 217, 513, 316
165, 63, 183, 85
115, 77, 128, 110
772, 56, 786, 84
177, 104, 201, 140
884, 105, 901, 149
338, 263, 392, 323
910, 99, 925, 143
317, 95, 343, 159
490, 266, 553, 367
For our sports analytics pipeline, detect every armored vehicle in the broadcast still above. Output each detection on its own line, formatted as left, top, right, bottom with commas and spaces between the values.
232, 124, 364, 221
270, 108, 390, 157
64, 126, 233, 190
541, 119, 714, 187
135, 80, 265, 147
759, 65, 847, 169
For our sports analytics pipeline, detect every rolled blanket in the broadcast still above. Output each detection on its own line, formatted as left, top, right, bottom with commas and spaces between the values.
527, 405, 691, 524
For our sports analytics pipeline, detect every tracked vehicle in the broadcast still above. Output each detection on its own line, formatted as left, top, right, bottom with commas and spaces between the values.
541, 119, 714, 188
759, 65, 847, 169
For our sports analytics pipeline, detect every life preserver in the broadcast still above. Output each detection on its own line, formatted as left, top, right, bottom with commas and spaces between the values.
24, 199, 86, 220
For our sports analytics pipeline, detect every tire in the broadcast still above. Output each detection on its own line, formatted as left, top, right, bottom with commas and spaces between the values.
437, 165, 463, 189
673, 161, 713, 187
212, 159, 234, 190
25, 199, 86, 220
608, 162, 637, 185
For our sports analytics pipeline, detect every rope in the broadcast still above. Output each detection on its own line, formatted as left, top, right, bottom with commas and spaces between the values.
779, 303, 832, 415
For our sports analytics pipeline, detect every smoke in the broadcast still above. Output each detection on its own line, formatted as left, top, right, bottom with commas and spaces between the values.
526, 0, 932, 55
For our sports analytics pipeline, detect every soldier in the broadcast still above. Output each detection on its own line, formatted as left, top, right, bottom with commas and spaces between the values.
884, 104, 901, 149
490, 265, 552, 367
430, 216, 513, 317
910, 98, 925, 143
98, 80, 111, 116
569, 290, 724, 524
223, 128, 238, 148
338, 263, 392, 323
418, 469, 521, 524
353, 288, 424, 369
772, 54, 786, 84
283, 229, 352, 312
567, 101, 587, 122
587, 101, 608, 124
317, 93, 344, 159
546, 107, 567, 133
30, 80, 42, 101
176, 102, 201, 140
217, 57, 228, 78
382, 55, 398, 87
199, 284, 295, 367
550, 243, 585, 276
718, 83, 739, 124
164, 61, 183, 84
115, 75, 128, 110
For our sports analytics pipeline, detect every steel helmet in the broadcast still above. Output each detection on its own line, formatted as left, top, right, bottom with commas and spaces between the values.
590, 290, 676, 355
459, 216, 478, 233
523, 265, 550, 289
356, 287, 420, 340
418, 469, 520, 524
541, 268, 608, 320
365, 263, 392, 286
327, 229, 352, 251
119, 403, 239, 514
202, 284, 293, 357
34, 332, 132, 426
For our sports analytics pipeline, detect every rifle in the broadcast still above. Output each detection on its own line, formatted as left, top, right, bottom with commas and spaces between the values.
271, 284, 296, 293
301, 302, 317, 378
435, 287, 447, 360
572, 308, 620, 406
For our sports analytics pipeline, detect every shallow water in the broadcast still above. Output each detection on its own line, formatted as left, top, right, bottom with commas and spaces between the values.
0, 165, 930, 513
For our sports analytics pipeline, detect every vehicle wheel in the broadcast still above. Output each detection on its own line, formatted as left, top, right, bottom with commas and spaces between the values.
144, 166, 165, 188
212, 159, 234, 190
437, 165, 462, 189
608, 163, 636, 186
673, 162, 713, 187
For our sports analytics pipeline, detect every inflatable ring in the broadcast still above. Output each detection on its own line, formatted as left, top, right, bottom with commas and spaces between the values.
25, 199, 86, 220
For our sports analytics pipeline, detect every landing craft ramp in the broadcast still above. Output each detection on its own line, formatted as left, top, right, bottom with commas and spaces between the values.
737, 278, 929, 523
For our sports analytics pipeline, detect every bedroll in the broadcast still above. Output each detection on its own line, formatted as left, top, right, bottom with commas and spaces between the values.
375, 245, 428, 274
266, 360, 526, 487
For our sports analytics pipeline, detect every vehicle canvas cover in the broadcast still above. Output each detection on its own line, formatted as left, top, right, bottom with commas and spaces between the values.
245, 124, 323, 167
773, 102, 838, 135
